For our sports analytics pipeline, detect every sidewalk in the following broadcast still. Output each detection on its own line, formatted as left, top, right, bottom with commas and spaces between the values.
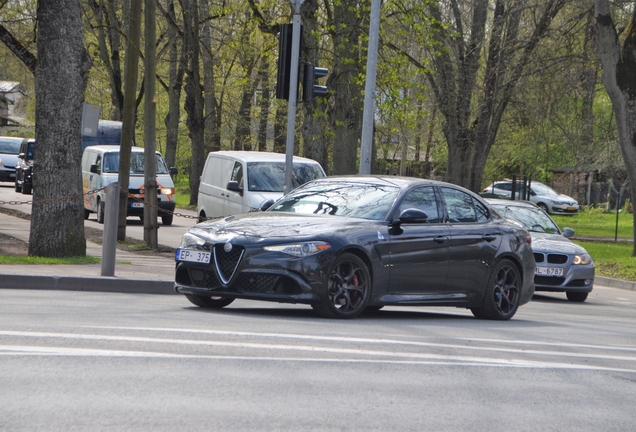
0, 211, 176, 294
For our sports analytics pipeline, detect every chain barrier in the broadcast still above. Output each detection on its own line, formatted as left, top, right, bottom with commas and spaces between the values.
0, 187, 108, 207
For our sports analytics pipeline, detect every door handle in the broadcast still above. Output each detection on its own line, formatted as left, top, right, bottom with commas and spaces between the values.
434, 236, 448, 244
482, 234, 497, 242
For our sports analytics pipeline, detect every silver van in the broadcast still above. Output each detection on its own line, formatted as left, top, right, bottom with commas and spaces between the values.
197, 151, 325, 221
82, 145, 178, 225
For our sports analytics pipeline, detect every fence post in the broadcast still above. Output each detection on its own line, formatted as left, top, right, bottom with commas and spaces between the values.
101, 182, 119, 276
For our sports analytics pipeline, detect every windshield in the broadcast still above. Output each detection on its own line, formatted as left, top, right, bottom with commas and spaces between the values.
531, 183, 558, 196
269, 181, 400, 220
492, 204, 560, 234
102, 152, 170, 174
246, 162, 324, 192
0, 138, 22, 154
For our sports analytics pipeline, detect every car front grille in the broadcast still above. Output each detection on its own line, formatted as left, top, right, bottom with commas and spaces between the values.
235, 274, 280, 294
533, 253, 568, 264
214, 244, 244, 283
535, 276, 566, 286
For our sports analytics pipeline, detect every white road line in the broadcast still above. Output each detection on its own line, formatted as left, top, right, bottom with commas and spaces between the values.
2, 329, 636, 365
0, 344, 635, 373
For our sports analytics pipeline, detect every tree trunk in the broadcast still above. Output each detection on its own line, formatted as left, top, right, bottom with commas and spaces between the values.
328, 0, 363, 175
182, 0, 205, 206
200, 0, 221, 154
257, 55, 270, 152
163, 0, 184, 169
594, 0, 636, 255
29, 0, 90, 257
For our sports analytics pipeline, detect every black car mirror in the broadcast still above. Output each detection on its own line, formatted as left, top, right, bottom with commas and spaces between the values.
562, 227, 575, 238
170, 167, 178, 176
397, 208, 429, 224
260, 199, 275, 211
90, 164, 99, 174
227, 180, 243, 196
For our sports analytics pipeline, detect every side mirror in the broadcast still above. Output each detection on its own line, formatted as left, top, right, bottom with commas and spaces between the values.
18, 153, 25, 159
260, 199, 275, 211
562, 227, 575, 238
227, 180, 243, 196
392, 208, 429, 227
170, 167, 178, 176
90, 164, 99, 174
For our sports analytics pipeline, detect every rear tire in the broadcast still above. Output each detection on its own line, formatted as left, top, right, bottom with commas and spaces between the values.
471, 259, 521, 320
84, 209, 90, 220
566, 291, 588, 302
22, 183, 31, 195
185, 294, 235, 308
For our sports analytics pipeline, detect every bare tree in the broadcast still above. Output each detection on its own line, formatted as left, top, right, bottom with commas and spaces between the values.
29, 0, 91, 257
594, 0, 636, 254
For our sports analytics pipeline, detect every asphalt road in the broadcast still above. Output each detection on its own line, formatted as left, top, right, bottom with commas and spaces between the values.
1, 286, 635, 431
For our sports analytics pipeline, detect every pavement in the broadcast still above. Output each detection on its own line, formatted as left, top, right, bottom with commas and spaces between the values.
0, 202, 635, 295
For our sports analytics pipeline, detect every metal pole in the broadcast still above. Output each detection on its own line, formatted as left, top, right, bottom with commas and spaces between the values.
359, 0, 381, 175
284, 0, 305, 194
101, 182, 120, 276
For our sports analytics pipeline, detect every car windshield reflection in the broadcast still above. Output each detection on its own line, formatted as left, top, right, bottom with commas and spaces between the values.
495, 205, 560, 234
270, 182, 400, 220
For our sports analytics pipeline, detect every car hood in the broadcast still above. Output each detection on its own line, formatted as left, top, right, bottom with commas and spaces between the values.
530, 232, 587, 255
190, 212, 372, 243
0, 154, 19, 167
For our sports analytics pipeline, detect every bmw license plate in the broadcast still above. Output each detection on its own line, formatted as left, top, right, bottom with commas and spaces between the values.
535, 266, 564, 277
176, 248, 211, 264
131, 202, 144, 208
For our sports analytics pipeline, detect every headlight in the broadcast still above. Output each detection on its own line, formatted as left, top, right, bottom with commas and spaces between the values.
179, 232, 207, 248
552, 200, 568, 205
161, 187, 174, 196
263, 241, 331, 257
573, 253, 592, 265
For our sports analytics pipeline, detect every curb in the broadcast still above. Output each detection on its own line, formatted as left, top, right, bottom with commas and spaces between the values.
595, 276, 636, 292
0, 275, 176, 295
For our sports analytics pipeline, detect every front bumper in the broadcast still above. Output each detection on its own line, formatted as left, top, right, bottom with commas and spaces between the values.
534, 265, 595, 293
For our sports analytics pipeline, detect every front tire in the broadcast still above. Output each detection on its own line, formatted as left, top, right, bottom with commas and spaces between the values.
14, 180, 21, 192
162, 214, 174, 226
22, 182, 32, 195
312, 253, 371, 319
97, 199, 105, 224
185, 294, 235, 308
537, 202, 549, 213
471, 259, 521, 320
566, 291, 588, 302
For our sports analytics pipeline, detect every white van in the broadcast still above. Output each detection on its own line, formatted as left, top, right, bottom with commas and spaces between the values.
197, 151, 325, 221
82, 145, 178, 225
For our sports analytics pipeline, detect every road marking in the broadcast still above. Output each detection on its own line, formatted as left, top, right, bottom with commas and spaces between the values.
2, 329, 636, 367
0, 344, 635, 373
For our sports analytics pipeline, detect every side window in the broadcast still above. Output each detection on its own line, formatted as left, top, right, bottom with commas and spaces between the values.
230, 162, 244, 189
398, 186, 440, 223
95, 155, 102, 173
441, 187, 477, 223
498, 182, 512, 191
474, 200, 489, 222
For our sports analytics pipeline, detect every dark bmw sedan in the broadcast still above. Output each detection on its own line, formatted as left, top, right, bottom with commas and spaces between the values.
175, 176, 535, 320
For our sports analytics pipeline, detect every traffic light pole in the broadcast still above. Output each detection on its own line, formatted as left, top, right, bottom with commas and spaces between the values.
284, 0, 304, 194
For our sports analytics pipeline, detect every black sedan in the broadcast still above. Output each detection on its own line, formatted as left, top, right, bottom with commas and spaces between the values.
175, 176, 536, 320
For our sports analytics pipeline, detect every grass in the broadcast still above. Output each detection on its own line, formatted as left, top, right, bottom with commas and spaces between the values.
0, 255, 101, 265
173, 174, 196, 210
551, 207, 636, 282
572, 241, 636, 282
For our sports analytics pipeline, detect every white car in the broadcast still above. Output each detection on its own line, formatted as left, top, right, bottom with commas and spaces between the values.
483, 180, 579, 215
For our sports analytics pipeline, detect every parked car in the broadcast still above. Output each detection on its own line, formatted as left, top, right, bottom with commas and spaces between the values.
0, 136, 24, 183
487, 199, 594, 302
14, 138, 34, 194
482, 180, 579, 215
197, 151, 326, 222
175, 176, 536, 320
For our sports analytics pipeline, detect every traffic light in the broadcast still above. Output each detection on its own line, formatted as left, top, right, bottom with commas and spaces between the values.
302, 63, 328, 102
275, 24, 293, 100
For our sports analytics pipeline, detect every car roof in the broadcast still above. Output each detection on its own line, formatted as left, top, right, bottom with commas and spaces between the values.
210, 150, 320, 164
313, 175, 473, 190
85, 145, 158, 154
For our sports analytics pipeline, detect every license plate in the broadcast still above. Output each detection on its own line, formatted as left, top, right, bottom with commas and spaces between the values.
131, 202, 144, 208
535, 266, 564, 277
176, 248, 211, 264
568, 206, 576, 211
8, 173, 15, 178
